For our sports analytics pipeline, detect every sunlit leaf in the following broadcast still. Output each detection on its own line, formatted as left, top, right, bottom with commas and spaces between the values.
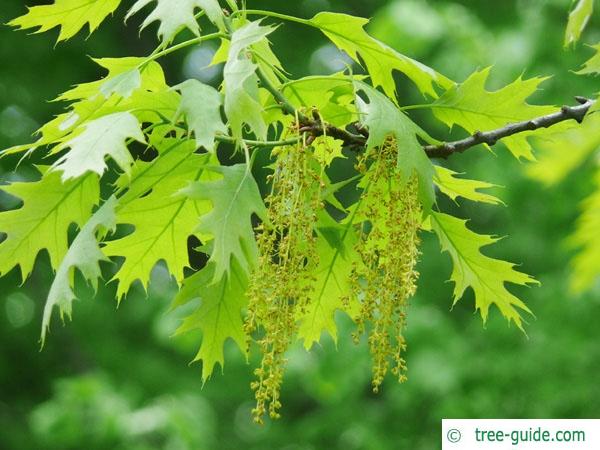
355, 81, 436, 209
0, 170, 99, 279
223, 21, 275, 141
103, 143, 212, 298
298, 217, 359, 349
577, 43, 600, 75
42, 197, 118, 344
59, 57, 169, 102
434, 166, 502, 205
51, 112, 146, 180
431, 212, 536, 330
272, 75, 358, 127
172, 261, 248, 381
175, 79, 226, 152
2, 58, 177, 158
126, 0, 224, 42
182, 164, 266, 282
432, 68, 557, 160
312, 136, 345, 166
311, 12, 453, 100
10, 0, 121, 42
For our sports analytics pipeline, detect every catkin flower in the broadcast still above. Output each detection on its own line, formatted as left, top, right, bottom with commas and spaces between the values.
246, 140, 322, 424
352, 140, 422, 393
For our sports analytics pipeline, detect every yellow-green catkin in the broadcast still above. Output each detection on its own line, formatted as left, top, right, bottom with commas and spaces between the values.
352, 140, 422, 393
245, 139, 322, 424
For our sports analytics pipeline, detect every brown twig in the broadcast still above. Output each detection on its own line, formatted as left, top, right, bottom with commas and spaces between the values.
256, 68, 595, 159
423, 97, 595, 158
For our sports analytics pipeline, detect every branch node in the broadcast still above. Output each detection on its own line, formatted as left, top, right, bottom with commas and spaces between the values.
473, 130, 496, 146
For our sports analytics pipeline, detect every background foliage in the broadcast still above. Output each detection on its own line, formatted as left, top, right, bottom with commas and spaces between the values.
0, 0, 599, 449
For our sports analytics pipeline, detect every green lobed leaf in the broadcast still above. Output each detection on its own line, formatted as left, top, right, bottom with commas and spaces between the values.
51, 112, 146, 180
2, 58, 177, 158
312, 136, 345, 167
577, 43, 600, 75
434, 166, 503, 205
268, 75, 358, 128
174, 79, 227, 152
251, 33, 285, 88
9, 0, 121, 42
58, 57, 168, 102
298, 214, 360, 349
181, 164, 266, 282
171, 261, 248, 381
114, 137, 197, 203
565, 0, 594, 47
432, 68, 558, 160
42, 196, 118, 345
310, 12, 453, 100
430, 212, 536, 330
103, 141, 212, 299
355, 81, 436, 210
223, 21, 275, 141
100, 70, 142, 99
0, 170, 99, 279
126, 0, 224, 42
211, 38, 230, 65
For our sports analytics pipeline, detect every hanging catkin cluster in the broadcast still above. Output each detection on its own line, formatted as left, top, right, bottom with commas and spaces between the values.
245, 139, 322, 423
351, 140, 422, 393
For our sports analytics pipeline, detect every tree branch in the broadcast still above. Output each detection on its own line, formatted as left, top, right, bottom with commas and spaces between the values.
256, 67, 595, 159
423, 97, 596, 158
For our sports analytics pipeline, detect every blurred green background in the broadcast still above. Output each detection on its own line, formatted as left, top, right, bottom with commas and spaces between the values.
1, 1, 599, 449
